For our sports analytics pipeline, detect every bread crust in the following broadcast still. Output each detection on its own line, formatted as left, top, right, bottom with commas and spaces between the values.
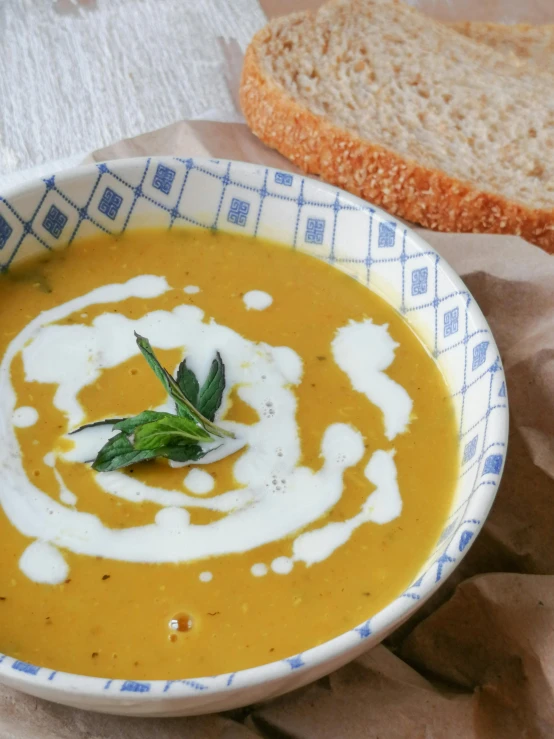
240, 26, 554, 253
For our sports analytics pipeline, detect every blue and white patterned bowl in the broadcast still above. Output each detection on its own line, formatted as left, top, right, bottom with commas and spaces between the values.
0, 157, 508, 716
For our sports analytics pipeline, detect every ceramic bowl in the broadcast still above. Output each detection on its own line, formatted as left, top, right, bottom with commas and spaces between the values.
0, 157, 508, 716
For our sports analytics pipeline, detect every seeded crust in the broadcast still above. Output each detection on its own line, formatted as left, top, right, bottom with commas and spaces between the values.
240, 3, 554, 253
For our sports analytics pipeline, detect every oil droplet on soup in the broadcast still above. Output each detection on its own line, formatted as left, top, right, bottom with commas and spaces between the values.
169, 613, 194, 633
0, 227, 458, 679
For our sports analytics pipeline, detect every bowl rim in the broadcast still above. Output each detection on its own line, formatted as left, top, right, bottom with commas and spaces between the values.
0, 156, 509, 703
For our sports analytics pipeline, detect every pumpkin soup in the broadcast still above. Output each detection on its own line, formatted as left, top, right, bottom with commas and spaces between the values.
0, 228, 457, 679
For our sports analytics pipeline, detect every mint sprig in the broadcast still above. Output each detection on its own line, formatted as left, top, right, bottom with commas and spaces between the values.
73, 333, 234, 473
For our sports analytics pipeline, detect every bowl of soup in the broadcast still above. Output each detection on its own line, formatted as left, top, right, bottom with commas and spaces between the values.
0, 158, 508, 716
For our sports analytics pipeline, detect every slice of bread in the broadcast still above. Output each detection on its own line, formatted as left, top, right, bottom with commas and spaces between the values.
451, 21, 554, 72
240, 0, 554, 252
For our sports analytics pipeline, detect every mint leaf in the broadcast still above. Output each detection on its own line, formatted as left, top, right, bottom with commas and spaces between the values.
134, 415, 212, 449
134, 333, 174, 397
114, 411, 177, 434
155, 443, 213, 464
92, 433, 213, 472
176, 359, 200, 406
92, 433, 162, 472
197, 352, 225, 421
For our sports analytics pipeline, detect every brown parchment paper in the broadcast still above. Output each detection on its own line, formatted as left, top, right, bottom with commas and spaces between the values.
3, 2, 554, 737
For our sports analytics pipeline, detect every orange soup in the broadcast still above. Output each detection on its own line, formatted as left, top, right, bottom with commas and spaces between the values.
0, 228, 457, 679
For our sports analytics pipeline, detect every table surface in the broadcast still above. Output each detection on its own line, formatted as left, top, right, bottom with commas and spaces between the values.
3, 0, 547, 193
0, 0, 266, 190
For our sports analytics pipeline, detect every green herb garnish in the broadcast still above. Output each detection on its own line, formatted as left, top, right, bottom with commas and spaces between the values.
74, 333, 234, 472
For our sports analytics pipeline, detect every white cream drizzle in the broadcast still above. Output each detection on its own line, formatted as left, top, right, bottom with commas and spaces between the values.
19, 541, 68, 585
0, 276, 413, 584
243, 290, 273, 311
12, 407, 38, 428
292, 449, 402, 564
271, 556, 294, 575
256, 450, 402, 574
184, 469, 215, 495
43, 452, 56, 468
332, 320, 413, 441
54, 468, 78, 507
251, 563, 268, 577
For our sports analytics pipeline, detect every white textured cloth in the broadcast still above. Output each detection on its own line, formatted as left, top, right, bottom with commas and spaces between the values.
0, 0, 266, 190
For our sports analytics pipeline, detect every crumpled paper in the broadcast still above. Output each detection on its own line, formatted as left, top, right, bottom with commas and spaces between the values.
2, 1, 554, 737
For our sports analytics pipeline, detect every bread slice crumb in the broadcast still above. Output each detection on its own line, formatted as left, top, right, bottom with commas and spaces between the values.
451, 21, 554, 73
